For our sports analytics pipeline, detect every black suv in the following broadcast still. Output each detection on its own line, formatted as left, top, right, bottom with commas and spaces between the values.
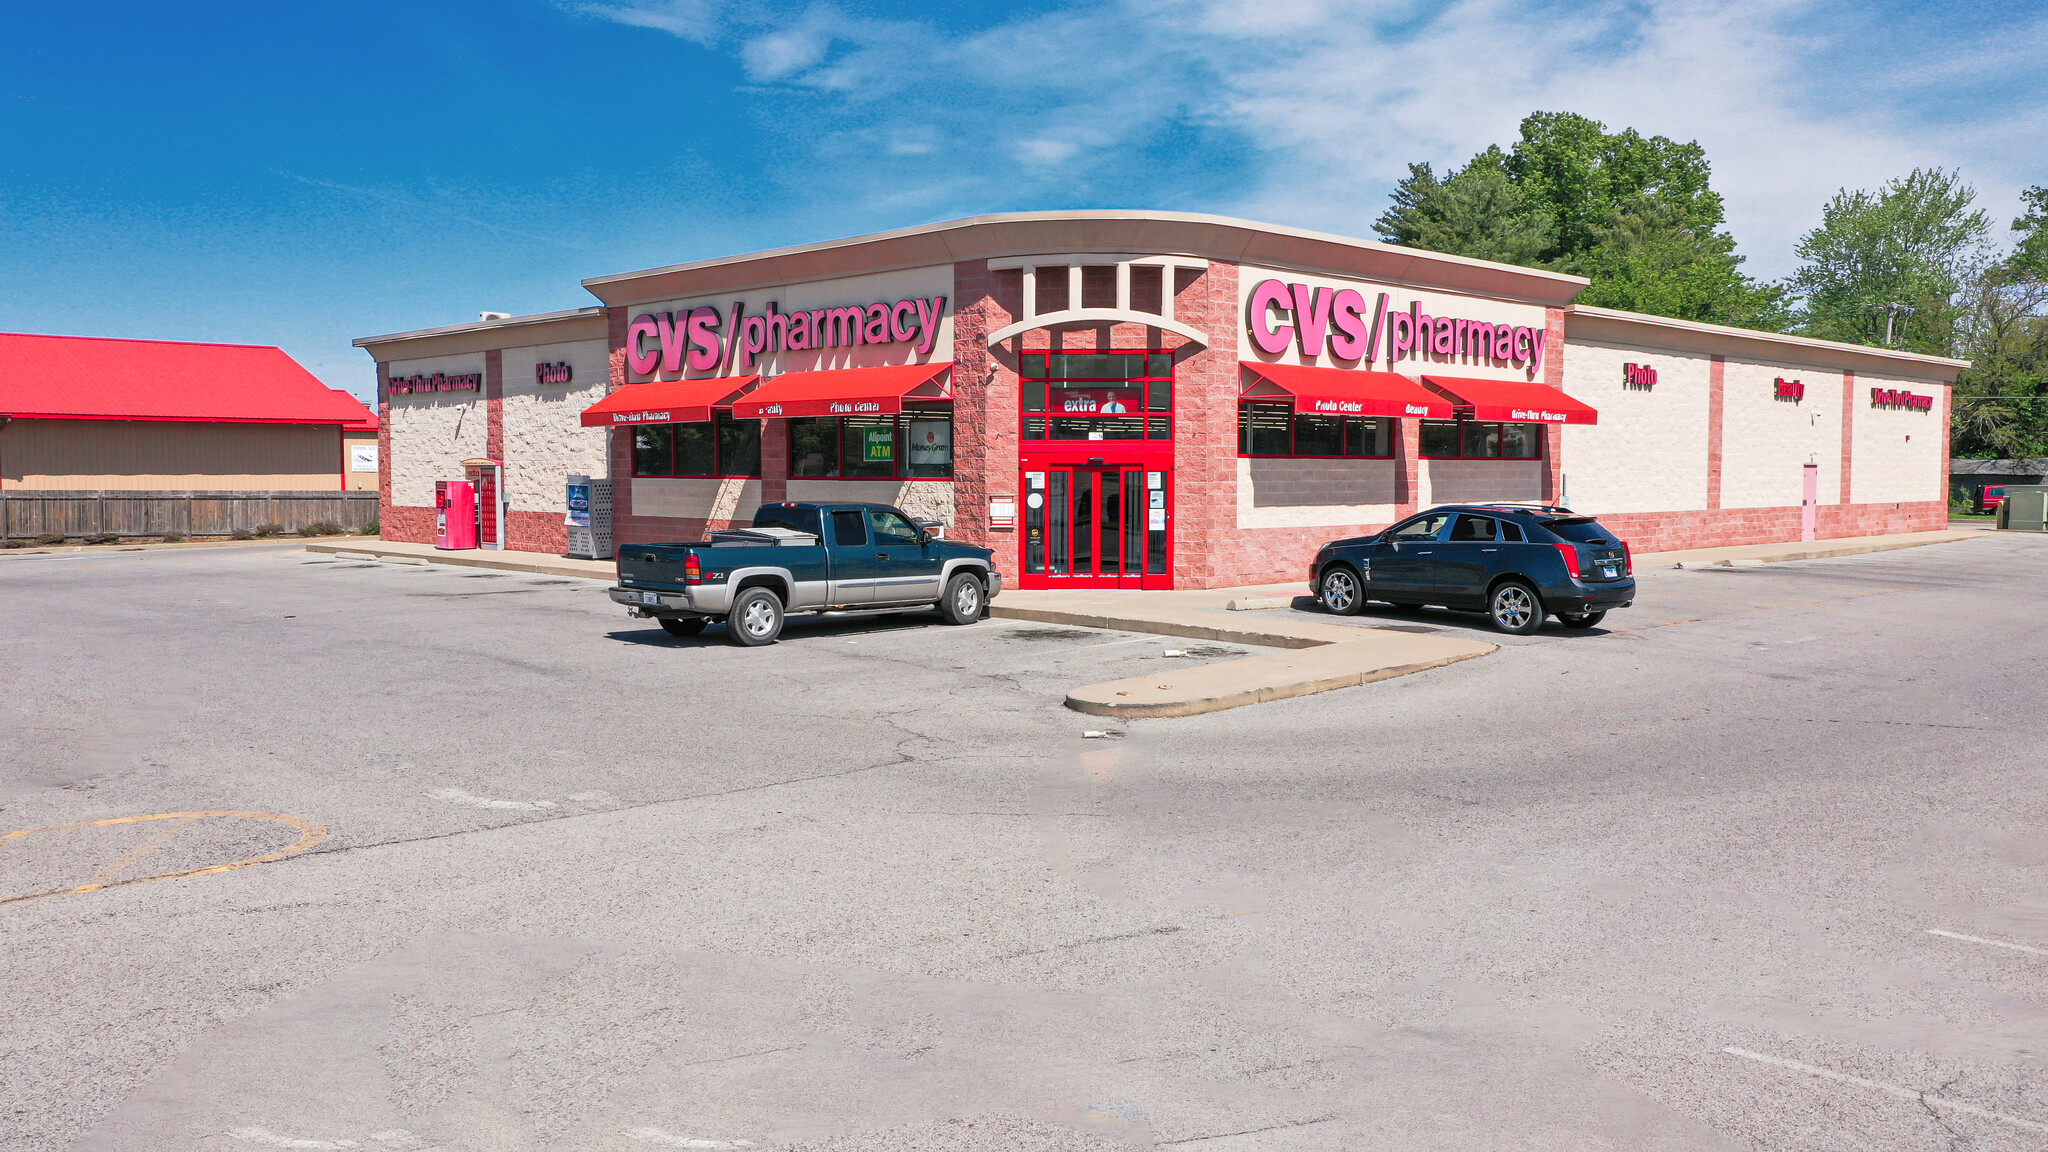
1309, 505, 1634, 635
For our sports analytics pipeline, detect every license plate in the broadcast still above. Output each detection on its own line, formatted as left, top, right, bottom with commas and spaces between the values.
641, 591, 661, 605
1598, 565, 1618, 579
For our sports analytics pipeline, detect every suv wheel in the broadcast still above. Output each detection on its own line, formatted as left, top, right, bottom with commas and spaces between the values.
727, 587, 785, 646
1556, 610, 1606, 629
938, 572, 984, 625
1319, 566, 1364, 616
1487, 581, 1544, 636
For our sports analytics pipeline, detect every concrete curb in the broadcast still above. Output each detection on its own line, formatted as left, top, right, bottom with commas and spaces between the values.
305, 542, 610, 580
988, 604, 1330, 650
1065, 646, 1493, 718
1665, 534, 1982, 569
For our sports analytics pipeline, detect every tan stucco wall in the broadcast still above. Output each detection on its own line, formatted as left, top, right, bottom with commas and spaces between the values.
1560, 341, 1712, 514
500, 339, 611, 514
386, 353, 488, 508
1721, 361, 1843, 509
1852, 374, 1946, 504
1, 419, 342, 490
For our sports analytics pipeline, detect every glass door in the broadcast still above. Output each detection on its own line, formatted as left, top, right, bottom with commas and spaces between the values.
1021, 466, 1169, 588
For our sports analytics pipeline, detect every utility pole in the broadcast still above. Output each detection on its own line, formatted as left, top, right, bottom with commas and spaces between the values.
1882, 302, 1915, 347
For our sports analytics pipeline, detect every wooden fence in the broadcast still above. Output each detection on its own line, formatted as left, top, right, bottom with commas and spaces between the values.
0, 491, 381, 540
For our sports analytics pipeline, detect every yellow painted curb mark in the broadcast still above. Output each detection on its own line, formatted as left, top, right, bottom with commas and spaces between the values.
0, 810, 328, 906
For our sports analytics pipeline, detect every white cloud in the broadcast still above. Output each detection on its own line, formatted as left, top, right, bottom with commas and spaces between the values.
575, 0, 2048, 278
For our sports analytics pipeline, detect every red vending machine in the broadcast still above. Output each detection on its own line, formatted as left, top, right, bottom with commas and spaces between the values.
465, 459, 506, 551
435, 479, 477, 550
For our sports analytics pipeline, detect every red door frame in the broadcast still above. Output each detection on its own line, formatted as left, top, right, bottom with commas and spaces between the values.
1018, 442, 1173, 589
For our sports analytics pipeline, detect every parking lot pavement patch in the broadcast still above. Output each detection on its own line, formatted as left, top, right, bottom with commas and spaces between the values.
1, 811, 328, 905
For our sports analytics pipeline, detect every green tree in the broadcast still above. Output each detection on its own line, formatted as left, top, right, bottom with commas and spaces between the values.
1951, 186, 2048, 458
1788, 168, 1990, 355
1375, 112, 1784, 330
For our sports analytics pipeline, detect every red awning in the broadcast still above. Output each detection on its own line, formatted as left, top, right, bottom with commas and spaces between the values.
579, 376, 759, 427
1422, 375, 1598, 424
727, 363, 952, 420
1240, 362, 1454, 420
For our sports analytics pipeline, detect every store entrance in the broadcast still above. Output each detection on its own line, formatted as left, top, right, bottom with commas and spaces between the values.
1022, 465, 1170, 588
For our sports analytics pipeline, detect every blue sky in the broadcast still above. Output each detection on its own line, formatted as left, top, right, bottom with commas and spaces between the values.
3, 0, 2043, 401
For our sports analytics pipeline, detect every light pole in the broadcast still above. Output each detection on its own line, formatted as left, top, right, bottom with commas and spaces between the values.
1882, 302, 1915, 346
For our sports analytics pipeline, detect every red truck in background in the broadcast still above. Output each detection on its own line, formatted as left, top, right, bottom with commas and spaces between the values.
1980, 485, 2007, 514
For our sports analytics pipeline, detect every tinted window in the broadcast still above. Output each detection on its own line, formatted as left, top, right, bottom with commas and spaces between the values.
830, 509, 868, 547
1501, 520, 1526, 542
633, 425, 674, 476
1389, 514, 1448, 542
1544, 518, 1614, 544
753, 505, 822, 538
869, 510, 920, 545
675, 422, 715, 475
1450, 515, 1497, 541
1420, 421, 1461, 457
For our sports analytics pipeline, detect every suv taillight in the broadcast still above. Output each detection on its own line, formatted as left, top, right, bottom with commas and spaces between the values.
684, 553, 702, 585
1621, 541, 1632, 575
1553, 542, 1581, 578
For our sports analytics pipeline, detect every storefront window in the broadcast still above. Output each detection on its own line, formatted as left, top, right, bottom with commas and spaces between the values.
1019, 351, 1173, 441
634, 413, 763, 478
789, 407, 953, 479
1420, 420, 1542, 459
1237, 405, 1391, 458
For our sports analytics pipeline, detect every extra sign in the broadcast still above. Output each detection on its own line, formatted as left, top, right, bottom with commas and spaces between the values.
1870, 387, 1934, 411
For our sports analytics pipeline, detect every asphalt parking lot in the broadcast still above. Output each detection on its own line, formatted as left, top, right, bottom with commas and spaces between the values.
3, 534, 2046, 1151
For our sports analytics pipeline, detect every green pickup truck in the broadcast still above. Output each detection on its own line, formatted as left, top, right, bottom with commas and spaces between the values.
607, 501, 1001, 646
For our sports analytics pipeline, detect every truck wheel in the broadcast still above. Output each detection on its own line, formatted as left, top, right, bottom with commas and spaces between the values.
938, 572, 984, 625
658, 616, 707, 638
727, 588, 784, 646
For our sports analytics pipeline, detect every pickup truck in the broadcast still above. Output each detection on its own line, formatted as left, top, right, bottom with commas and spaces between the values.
606, 501, 1002, 646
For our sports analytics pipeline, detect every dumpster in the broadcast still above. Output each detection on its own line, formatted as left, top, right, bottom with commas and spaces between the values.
1998, 484, 2048, 531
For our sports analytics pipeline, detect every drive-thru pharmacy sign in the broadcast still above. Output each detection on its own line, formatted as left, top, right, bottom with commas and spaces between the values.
1870, 387, 1934, 411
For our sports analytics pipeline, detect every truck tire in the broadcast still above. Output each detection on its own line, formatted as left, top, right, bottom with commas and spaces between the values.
727, 587, 785, 646
658, 616, 707, 638
937, 572, 984, 625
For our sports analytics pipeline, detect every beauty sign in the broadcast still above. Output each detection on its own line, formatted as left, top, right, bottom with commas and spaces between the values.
1245, 279, 1549, 377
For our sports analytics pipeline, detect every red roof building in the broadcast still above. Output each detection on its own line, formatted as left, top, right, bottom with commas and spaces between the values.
0, 332, 374, 492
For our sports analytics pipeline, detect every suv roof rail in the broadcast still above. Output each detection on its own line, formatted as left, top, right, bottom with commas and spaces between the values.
1467, 502, 1577, 515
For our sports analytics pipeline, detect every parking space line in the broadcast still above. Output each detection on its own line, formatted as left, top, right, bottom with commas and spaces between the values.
1926, 928, 2048, 956
1723, 1047, 2048, 1133
79, 816, 196, 888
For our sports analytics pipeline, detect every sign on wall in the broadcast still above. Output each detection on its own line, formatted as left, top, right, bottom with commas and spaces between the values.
1774, 378, 1805, 402
1623, 362, 1658, 389
1870, 387, 1933, 411
536, 362, 573, 385
626, 295, 948, 376
1244, 278, 1551, 377
391, 372, 480, 394
349, 444, 379, 473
